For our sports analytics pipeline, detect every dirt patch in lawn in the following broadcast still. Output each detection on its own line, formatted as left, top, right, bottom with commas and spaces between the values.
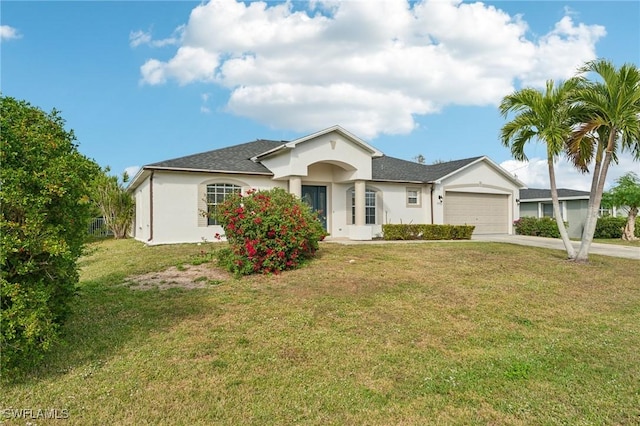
125, 263, 232, 290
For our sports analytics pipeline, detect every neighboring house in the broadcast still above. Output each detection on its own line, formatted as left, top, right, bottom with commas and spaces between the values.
600, 205, 630, 217
518, 188, 591, 239
128, 126, 525, 244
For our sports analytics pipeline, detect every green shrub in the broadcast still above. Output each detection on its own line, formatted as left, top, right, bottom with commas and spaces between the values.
1, 96, 100, 374
513, 217, 565, 238
594, 216, 640, 239
382, 224, 475, 240
214, 188, 326, 275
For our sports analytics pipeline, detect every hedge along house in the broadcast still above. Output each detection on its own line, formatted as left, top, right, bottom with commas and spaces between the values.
518, 188, 591, 239
128, 126, 525, 245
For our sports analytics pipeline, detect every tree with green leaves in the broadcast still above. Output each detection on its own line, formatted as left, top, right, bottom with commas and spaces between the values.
1, 95, 100, 373
92, 168, 135, 239
606, 172, 640, 241
599, 191, 615, 216
566, 59, 640, 261
500, 78, 584, 259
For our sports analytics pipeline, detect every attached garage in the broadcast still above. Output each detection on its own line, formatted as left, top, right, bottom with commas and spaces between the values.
444, 192, 509, 234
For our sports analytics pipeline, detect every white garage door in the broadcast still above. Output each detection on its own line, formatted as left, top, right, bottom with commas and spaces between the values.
444, 192, 509, 234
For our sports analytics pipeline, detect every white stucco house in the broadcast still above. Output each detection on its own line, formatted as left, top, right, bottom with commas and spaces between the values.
128, 126, 525, 244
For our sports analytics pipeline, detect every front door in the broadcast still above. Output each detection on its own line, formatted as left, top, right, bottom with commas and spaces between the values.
301, 185, 327, 230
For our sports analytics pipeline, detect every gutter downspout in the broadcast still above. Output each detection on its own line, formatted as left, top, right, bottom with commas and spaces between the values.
148, 171, 154, 243
430, 184, 434, 224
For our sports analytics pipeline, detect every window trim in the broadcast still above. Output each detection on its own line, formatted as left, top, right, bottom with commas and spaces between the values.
538, 201, 566, 220
406, 187, 421, 207
206, 183, 241, 226
348, 187, 379, 225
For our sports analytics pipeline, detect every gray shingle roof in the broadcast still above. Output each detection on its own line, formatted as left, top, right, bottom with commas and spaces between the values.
520, 188, 590, 200
144, 139, 483, 183
146, 139, 283, 174
372, 156, 483, 182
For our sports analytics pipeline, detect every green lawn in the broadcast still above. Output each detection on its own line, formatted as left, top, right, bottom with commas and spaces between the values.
3, 239, 639, 425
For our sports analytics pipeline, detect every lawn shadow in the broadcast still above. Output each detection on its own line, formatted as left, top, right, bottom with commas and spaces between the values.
7, 272, 214, 384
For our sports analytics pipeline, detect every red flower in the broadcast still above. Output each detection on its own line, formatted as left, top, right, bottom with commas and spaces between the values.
213, 187, 324, 275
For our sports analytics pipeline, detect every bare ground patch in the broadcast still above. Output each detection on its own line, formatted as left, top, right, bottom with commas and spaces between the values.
124, 262, 232, 290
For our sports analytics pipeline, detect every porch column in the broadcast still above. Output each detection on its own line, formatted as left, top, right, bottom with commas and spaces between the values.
354, 180, 366, 226
289, 176, 302, 197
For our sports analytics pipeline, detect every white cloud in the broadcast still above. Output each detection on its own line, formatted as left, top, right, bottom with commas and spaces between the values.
129, 30, 152, 48
200, 93, 212, 113
140, 46, 218, 85
139, 0, 606, 138
227, 82, 433, 138
1, 25, 21, 41
500, 153, 639, 192
140, 59, 167, 85
521, 16, 606, 87
129, 26, 183, 48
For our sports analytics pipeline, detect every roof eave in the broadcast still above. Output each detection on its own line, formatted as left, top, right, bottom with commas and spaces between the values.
436, 156, 527, 188
521, 196, 590, 202
127, 168, 152, 192
148, 165, 273, 175
128, 166, 273, 190
251, 144, 290, 161
370, 178, 429, 184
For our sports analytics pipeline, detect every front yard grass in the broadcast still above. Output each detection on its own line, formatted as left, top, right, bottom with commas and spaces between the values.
2, 239, 639, 425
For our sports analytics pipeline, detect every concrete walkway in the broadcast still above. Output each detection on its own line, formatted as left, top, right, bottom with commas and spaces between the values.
471, 234, 640, 260
324, 235, 639, 260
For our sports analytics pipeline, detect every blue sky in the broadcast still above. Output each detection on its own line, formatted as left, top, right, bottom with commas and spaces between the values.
2, 0, 639, 190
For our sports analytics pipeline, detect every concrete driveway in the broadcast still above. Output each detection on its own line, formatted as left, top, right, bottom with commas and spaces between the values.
472, 234, 640, 260
324, 235, 639, 260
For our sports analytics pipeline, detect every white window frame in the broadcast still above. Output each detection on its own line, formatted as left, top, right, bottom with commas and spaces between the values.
207, 183, 241, 226
349, 188, 378, 225
538, 201, 566, 220
406, 187, 421, 207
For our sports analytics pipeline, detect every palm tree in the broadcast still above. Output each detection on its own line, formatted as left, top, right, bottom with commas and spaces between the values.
566, 59, 640, 262
500, 78, 584, 259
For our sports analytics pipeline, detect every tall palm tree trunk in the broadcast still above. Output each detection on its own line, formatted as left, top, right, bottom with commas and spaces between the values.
548, 157, 576, 259
575, 146, 603, 261
576, 132, 616, 262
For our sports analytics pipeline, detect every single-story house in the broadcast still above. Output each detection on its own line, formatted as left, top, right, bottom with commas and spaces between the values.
518, 188, 590, 239
128, 126, 525, 244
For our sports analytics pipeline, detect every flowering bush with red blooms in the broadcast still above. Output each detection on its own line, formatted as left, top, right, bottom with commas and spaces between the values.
214, 187, 327, 275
